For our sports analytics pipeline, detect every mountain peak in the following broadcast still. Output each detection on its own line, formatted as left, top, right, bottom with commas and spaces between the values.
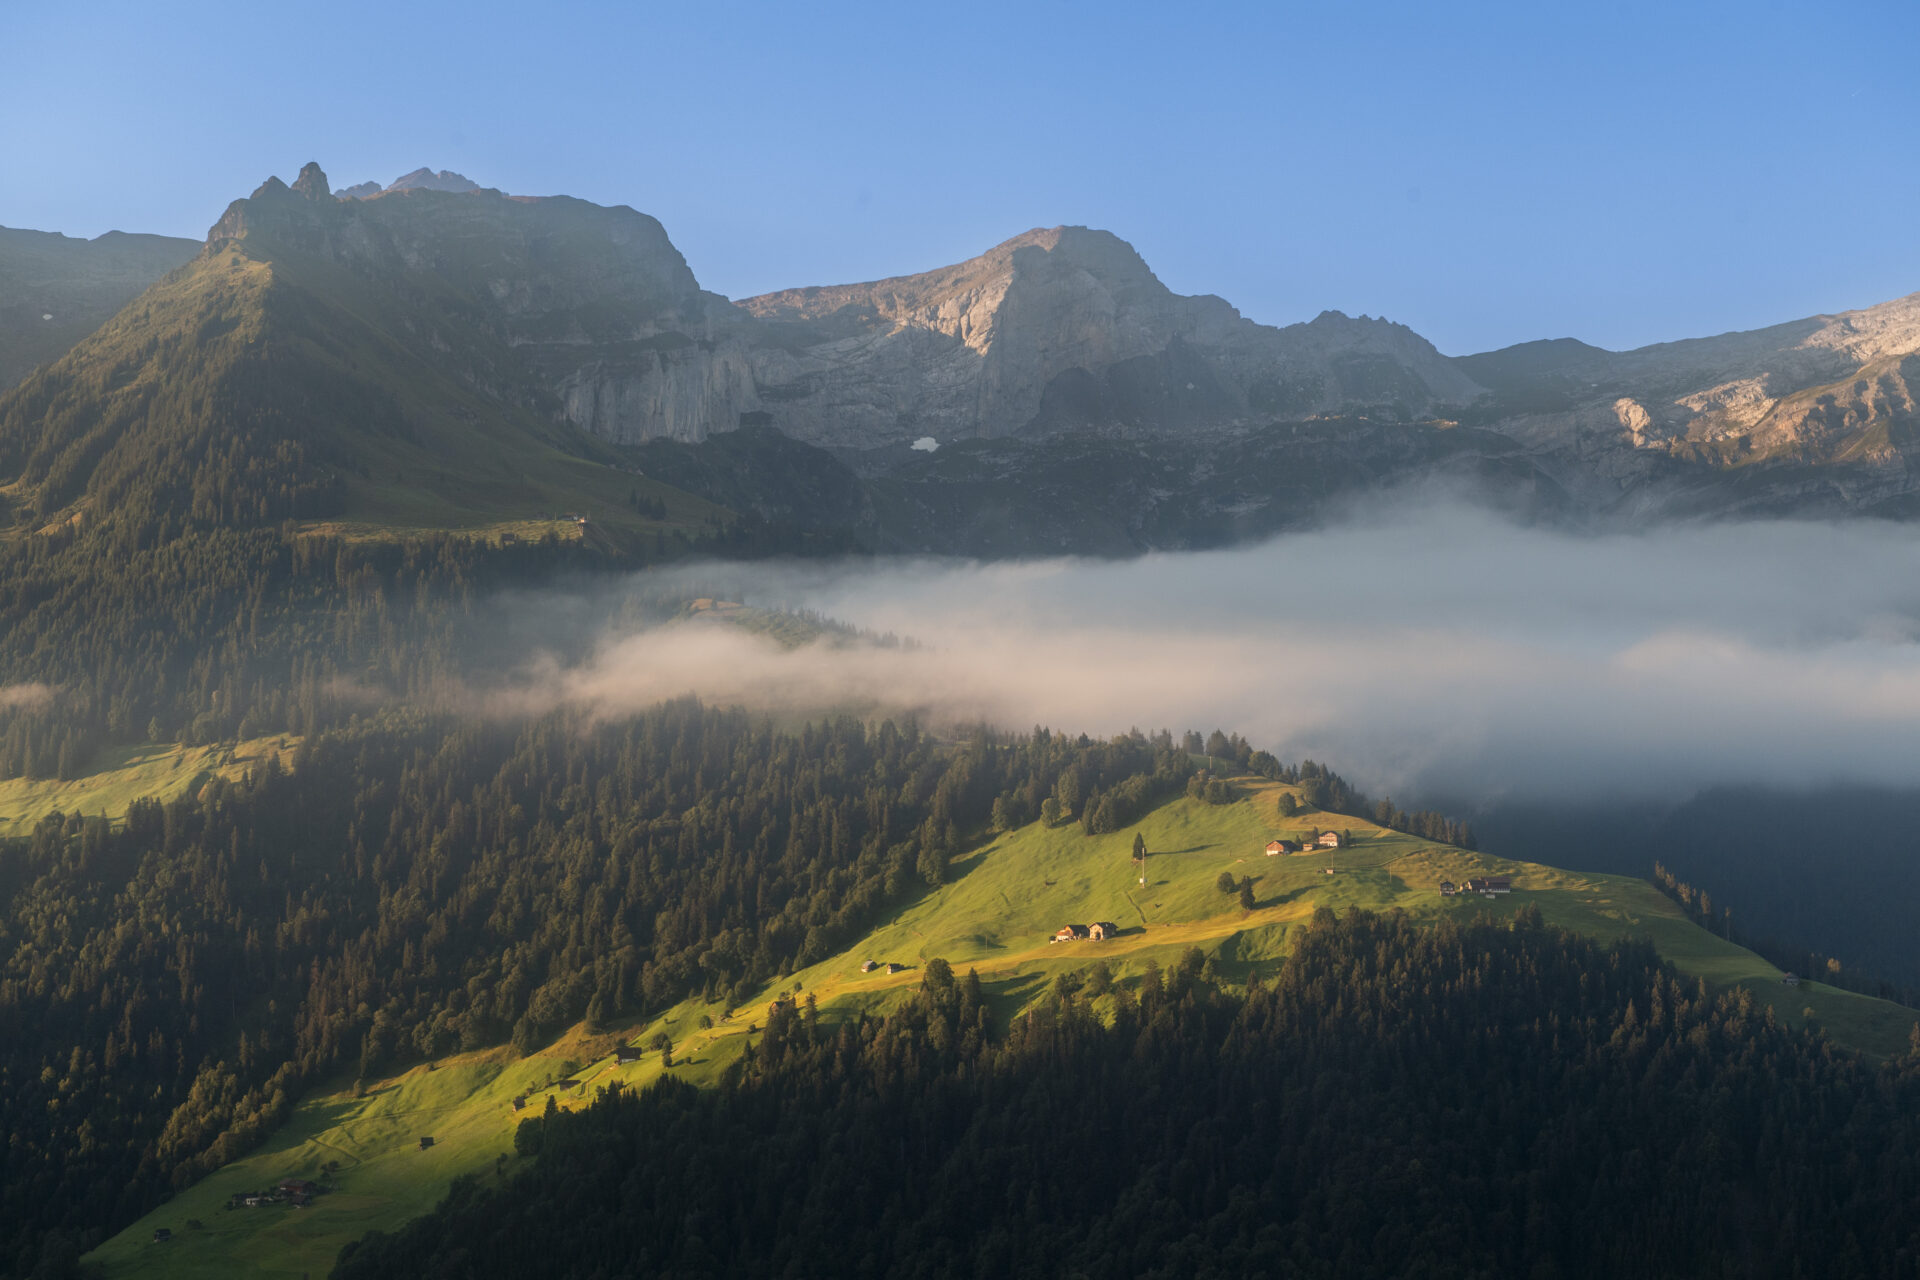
386, 167, 482, 194
291, 161, 330, 202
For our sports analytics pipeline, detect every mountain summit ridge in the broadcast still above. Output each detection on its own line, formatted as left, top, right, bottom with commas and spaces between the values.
9, 162, 1920, 527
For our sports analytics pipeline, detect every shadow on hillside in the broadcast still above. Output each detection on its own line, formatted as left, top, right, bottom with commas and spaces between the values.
301, 1094, 369, 1135
942, 841, 1000, 887
1254, 883, 1312, 910
1208, 924, 1295, 985
978, 971, 1047, 1027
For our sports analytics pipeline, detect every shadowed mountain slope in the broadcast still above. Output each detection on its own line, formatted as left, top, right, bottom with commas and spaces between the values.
0, 163, 720, 544
0, 226, 199, 391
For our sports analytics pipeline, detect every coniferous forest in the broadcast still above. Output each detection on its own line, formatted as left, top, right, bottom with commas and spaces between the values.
0, 698, 1197, 1277
336, 909, 1920, 1279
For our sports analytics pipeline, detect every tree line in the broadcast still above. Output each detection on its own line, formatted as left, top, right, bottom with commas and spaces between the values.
1653, 861, 1919, 1009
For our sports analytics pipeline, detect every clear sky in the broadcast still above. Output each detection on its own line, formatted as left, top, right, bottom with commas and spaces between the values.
3, 0, 1916, 355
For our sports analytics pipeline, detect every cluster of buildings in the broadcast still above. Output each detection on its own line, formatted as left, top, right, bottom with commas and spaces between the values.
223, 1176, 321, 1213
1439, 877, 1512, 898
860, 959, 905, 974
1265, 832, 1341, 855
1052, 922, 1120, 942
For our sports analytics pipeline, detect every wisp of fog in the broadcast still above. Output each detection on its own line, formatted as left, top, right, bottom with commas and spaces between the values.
495, 504, 1920, 805
0, 683, 53, 712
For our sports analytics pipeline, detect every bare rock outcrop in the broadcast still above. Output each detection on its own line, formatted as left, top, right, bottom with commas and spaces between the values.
738, 227, 1482, 447
1458, 290, 1920, 498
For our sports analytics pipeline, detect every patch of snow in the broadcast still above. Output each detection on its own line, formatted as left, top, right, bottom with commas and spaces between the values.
910, 436, 939, 452
41, 313, 52, 321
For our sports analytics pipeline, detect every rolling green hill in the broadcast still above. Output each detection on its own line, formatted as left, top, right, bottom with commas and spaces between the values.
86, 769, 1916, 1279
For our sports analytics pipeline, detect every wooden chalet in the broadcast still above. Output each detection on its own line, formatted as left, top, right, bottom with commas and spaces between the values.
418, 1136, 435, 1150
1266, 839, 1301, 856
1316, 832, 1342, 849
1053, 924, 1090, 942
152, 1229, 173, 1243
860, 959, 878, 973
278, 1178, 318, 1197
1464, 877, 1512, 896
1782, 972, 1801, 987
1438, 880, 1458, 896
1089, 921, 1119, 940
885, 962, 904, 974
614, 1046, 644, 1065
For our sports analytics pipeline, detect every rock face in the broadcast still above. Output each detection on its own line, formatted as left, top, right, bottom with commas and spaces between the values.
0, 226, 199, 390
204, 164, 757, 442
202, 176, 1492, 451
1456, 291, 1920, 511
385, 168, 484, 194
737, 227, 1483, 448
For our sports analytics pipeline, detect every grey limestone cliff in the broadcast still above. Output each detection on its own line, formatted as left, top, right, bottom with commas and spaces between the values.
207, 162, 759, 443
737, 226, 1483, 448
1458, 290, 1920, 513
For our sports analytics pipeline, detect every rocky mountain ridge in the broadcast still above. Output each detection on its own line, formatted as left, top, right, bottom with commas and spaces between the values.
9, 160, 1920, 529
736, 225, 1482, 447
1462, 291, 1920, 512
184, 165, 1486, 452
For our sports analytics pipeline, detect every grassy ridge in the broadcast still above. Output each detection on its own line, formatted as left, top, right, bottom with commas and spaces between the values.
86, 772, 1919, 1278
0, 737, 295, 832
83, 1025, 753, 1280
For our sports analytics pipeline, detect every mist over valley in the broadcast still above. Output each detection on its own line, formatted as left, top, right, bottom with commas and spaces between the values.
491, 502, 1920, 803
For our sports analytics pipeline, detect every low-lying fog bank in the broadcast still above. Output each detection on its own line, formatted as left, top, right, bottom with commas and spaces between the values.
497, 503, 1920, 806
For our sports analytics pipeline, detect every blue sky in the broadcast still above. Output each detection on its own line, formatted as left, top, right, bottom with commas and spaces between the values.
3, 0, 1916, 354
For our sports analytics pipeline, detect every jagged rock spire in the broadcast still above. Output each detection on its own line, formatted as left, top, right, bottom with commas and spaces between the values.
291, 162, 330, 201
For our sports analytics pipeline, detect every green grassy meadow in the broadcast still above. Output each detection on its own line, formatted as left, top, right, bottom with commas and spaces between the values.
86, 771, 1920, 1278
0, 737, 295, 832
87, 1023, 752, 1280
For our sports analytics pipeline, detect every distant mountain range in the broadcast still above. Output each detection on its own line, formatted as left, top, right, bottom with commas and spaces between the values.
0, 225, 198, 390
4, 161, 1919, 549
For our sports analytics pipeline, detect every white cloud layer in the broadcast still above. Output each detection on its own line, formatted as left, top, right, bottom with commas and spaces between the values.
492, 505, 1920, 804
